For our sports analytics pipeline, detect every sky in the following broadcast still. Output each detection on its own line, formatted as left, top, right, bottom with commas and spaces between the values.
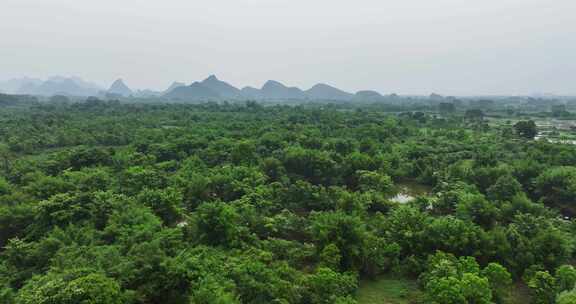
1, 0, 576, 96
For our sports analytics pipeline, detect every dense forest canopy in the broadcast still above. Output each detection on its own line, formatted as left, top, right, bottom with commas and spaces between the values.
1, 97, 576, 303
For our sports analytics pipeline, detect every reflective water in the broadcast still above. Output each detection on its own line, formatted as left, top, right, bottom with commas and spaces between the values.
390, 193, 415, 203
389, 182, 431, 204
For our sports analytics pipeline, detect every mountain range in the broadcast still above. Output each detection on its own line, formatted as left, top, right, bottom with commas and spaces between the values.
163, 75, 386, 101
0, 75, 388, 101
0, 76, 101, 96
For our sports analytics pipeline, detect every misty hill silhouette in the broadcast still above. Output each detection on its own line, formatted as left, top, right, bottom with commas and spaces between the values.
240, 86, 263, 99
108, 79, 133, 97
306, 83, 353, 100
260, 80, 307, 99
354, 90, 384, 101
164, 82, 186, 94
161, 76, 388, 101
200, 75, 242, 98
2, 74, 387, 101
1, 76, 101, 96
134, 89, 161, 98
0, 77, 43, 94
164, 81, 220, 100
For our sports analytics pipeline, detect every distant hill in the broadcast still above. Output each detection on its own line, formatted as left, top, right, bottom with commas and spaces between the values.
241, 86, 263, 99
306, 83, 353, 100
164, 82, 186, 94
260, 80, 307, 99
134, 89, 161, 98
200, 75, 242, 98
13, 76, 101, 96
0, 77, 42, 94
355, 90, 384, 101
107, 79, 133, 97
163, 82, 220, 100
3, 74, 388, 101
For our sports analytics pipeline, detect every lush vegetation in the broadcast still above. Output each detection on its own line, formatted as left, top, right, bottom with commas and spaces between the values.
1, 98, 576, 303
356, 275, 423, 303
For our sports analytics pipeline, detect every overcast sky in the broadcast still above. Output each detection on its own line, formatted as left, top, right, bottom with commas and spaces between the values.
1, 0, 575, 95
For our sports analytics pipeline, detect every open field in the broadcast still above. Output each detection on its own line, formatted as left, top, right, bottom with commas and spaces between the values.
357, 276, 423, 304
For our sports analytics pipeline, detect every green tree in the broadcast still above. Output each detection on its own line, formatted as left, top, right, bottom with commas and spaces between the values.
556, 265, 576, 293
16, 270, 129, 304
528, 271, 557, 304
319, 243, 342, 271
231, 140, 257, 165
122, 166, 165, 195
0, 202, 35, 247
283, 146, 337, 185
455, 193, 498, 228
460, 273, 492, 304
0, 278, 14, 304
136, 187, 183, 225
195, 201, 246, 247
425, 276, 466, 304
190, 276, 239, 304
361, 234, 400, 278
439, 102, 456, 114
309, 211, 366, 270
356, 170, 395, 195
482, 263, 512, 303
304, 267, 357, 304
465, 109, 484, 121
0, 176, 11, 196
534, 167, 576, 212
487, 174, 523, 202
514, 120, 538, 139
557, 289, 576, 304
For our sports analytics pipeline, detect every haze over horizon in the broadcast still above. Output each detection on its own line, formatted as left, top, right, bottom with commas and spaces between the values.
2, 0, 576, 96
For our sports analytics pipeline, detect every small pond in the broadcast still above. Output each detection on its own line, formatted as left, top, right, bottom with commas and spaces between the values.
389, 181, 432, 204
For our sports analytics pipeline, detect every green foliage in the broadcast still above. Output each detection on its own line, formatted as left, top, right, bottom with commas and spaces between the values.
309, 211, 366, 270
514, 120, 538, 139
420, 252, 507, 304
319, 243, 342, 271
0, 176, 11, 195
482, 263, 512, 303
557, 289, 576, 304
136, 187, 183, 225
283, 146, 337, 185
527, 271, 557, 304
356, 275, 422, 304
1, 101, 575, 303
69, 147, 112, 170
425, 276, 467, 304
190, 275, 240, 304
534, 167, 576, 212
0, 202, 35, 247
0, 276, 15, 304
195, 201, 247, 247
487, 174, 523, 202
304, 267, 358, 304
425, 216, 485, 256
122, 166, 165, 195
455, 193, 498, 228
16, 270, 129, 304
460, 273, 492, 304
556, 265, 576, 293
361, 234, 400, 278
357, 170, 395, 195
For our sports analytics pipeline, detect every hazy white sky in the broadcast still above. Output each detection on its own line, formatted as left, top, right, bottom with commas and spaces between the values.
1, 0, 575, 95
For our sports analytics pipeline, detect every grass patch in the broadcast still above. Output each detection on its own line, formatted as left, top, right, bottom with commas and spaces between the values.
357, 275, 423, 304
505, 282, 531, 304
